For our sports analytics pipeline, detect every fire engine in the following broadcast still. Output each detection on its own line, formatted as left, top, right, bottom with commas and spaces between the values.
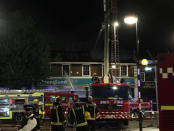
90, 83, 131, 125
0, 90, 78, 122
157, 53, 174, 131
44, 92, 78, 118
0, 91, 44, 122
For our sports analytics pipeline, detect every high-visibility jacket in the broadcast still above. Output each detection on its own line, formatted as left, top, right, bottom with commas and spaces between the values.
85, 102, 98, 120
69, 103, 87, 127
50, 103, 66, 126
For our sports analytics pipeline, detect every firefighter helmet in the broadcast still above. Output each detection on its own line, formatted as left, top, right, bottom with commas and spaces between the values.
33, 99, 39, 104
93, 73, 97, 76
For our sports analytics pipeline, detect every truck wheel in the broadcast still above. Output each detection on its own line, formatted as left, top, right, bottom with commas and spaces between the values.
123, 119, 129, 125
14, 113, 24, 122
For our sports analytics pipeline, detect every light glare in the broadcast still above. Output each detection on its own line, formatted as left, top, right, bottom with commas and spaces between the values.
124, 16, 138, 25
114, 22, 119, 27
145, 67, 152, 71
112, 65, 116, 69
112, 86, 118, 90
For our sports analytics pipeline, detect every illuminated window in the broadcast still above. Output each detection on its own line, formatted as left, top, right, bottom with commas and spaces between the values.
121, 65, 127, 76
83, 65, 90, 76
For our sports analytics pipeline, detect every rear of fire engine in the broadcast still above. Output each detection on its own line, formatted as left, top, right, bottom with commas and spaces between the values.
44, 92, 78, 119
90, 83, 130, 126
158, 53, 174, 131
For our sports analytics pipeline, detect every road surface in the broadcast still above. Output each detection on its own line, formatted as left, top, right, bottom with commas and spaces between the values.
0, 119, 159, 131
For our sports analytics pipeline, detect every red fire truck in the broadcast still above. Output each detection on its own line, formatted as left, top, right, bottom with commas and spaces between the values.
90, 83, 131, 125
157, 53, 174, 131
44, 92, 78, 118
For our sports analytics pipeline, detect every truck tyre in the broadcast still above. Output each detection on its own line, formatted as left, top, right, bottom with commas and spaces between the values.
14, 113, 24, 122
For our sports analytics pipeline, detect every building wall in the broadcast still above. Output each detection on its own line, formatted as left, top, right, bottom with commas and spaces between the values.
42, 62, 138, 97
70, 64, 82, 76
90, 64, 102, 76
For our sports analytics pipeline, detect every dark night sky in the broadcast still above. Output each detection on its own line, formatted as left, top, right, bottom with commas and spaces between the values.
0, 0, 174, 61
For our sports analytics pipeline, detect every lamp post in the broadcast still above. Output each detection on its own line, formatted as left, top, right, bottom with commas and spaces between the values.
124, 16, 140, 100
124, 16, 143, 131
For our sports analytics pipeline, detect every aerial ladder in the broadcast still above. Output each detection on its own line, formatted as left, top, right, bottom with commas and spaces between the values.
103, 0, 120, 83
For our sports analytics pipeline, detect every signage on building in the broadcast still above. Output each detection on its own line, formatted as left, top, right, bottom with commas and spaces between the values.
142, 82, 155, 88
38, 78, 92, 87
124, 78, 135, 85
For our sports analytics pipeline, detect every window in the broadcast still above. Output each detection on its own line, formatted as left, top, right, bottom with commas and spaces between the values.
63, 65, 70, 76
69, 96, 73, 102
121, 65, 127, 76
141, 72, 145, 82
128, 66, 134, 77
61, 96, 66, 102
144, 69, 155, 81
83, 65, 90, 76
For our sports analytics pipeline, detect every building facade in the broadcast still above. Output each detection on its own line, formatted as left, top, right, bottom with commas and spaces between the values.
38, 62, 138, 98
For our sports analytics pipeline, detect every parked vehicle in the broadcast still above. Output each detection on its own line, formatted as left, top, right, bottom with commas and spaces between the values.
0, 90, 78, 122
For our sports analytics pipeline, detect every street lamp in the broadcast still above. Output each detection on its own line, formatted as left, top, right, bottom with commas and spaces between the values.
124, 15, 140, 99
124, 16, 143, 131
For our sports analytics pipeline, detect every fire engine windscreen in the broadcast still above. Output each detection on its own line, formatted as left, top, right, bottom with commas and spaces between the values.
91, 85, 128, 100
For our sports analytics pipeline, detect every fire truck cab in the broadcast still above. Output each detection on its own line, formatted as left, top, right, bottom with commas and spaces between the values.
90, 83, 130, 125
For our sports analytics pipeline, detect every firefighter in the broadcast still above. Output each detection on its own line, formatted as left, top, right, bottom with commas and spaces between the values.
50, 96, 66, 131
92, 73, 100, 84
69, 99, 88, 131
18, 104, 37, 131
32, 99, 41, 130
85, 96, 98, 131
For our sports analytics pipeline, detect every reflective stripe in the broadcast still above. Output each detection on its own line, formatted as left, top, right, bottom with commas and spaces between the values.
72, 108, 77, 125
56, 106, 60, 123
0, 111, 12, 119
51, 106, 63, 125
12, 110, 25, 112
87, 118, 95, 120
161, 106, 174, 110
45, 104, 53, 106
72, 105, 87, 126
32, 92, 44, 96
76, 122, 88, 127
51, 122, 63, 125
86, 103, 96, 120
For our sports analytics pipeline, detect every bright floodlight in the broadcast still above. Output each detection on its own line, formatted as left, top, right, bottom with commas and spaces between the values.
145, 67, 152, 71
124, 16, 138, 25
141, 59, 149, 66
112, 86, 118, 90
114, 22, 119, 27
112, 65, 116, 69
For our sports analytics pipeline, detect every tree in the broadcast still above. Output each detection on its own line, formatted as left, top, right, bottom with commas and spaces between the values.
0, 12, 50, 89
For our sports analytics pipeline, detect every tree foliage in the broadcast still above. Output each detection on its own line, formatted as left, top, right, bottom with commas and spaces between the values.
0, 12, 50, 89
